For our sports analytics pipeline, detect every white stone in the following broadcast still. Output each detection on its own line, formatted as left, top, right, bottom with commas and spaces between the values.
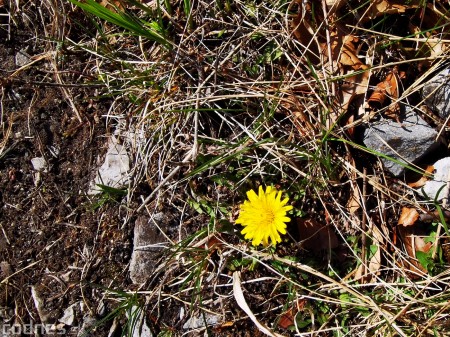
31, 157, 47, 171
422, 67, 450, 119
182, 313, 221, 329
129, 215, 167, 284
127, 305, 153, 337
421, 157, 450, 202
88, 136, 130, 194
77, 315, 97, 337
58, 302, 80, 326
15, 50, 31, 66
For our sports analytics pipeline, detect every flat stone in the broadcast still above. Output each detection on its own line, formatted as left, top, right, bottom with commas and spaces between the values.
77, 315, 97, 337
363, 109, 439, 176
182, 313, 221, 329
88, 136, 130, 194
129, 214, 168, 284
422, 67, 450, 119
15, 49, 31, 66
127, 305, 153, 337
58, 302, 81, 326
31, 157, 47, 171
421, 157, 450, 202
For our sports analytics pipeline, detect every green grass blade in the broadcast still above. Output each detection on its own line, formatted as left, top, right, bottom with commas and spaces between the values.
68, 0, 172, 49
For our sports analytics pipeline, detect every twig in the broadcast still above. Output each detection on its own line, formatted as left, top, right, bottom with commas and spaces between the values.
361, 167, 368, 280
1, 260, 41, 285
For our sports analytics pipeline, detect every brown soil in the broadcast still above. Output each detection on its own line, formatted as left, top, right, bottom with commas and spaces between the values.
0, 3, 135, 336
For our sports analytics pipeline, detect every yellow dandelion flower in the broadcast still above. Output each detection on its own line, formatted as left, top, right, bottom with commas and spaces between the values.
236, 186, 293, 247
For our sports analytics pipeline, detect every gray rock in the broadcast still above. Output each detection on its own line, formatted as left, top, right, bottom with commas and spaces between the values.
420, 157, 450, 202
363, 109, 439, 176
129, 214, 168, 284
422, 67, 450, 119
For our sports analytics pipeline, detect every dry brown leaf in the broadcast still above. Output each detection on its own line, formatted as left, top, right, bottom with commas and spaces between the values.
367, 68, 406, 121
398, 207, 420, 227
398, 226, 432, 276
347, 192, 361, 214
219, 321, 234, 328
326, 26, 369, 71
408, 165, 434, 188
339, 69, 370, 115
278, 299, 307, 329
99, 0, 125, 11
296, 218, 339, 252
285, 93, 317, 138
355, 225, 384, 282
364, 0, 420, 21
290, 1, 321, 64
278, 307, 295, 330
326, 27, 370, 125
339, 35, 368, 71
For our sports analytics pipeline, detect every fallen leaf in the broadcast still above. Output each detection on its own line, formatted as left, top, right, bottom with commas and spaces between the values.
278, 299, 307, 329
296, 218, 339, 252
339, 35, 368, 71
398, 207, 420, 227
339, 69, 370, 116
278, 307, 295, 329
219, 321, 234, 328
364, 0, 420, 21
285, 93, 317, 138
408, 165, 434, 188
397, 226, 432, 276
290, 0, 321, 64
99, 0, 125, 11
367, 68, 405, 122
346, 190, 361, 214
355, 224, 384, 282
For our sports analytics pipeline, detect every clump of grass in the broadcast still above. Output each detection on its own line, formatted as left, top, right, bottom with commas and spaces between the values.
66, 0, 450, 336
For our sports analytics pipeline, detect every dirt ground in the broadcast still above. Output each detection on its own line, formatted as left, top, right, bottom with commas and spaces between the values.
0, 3, 139, 336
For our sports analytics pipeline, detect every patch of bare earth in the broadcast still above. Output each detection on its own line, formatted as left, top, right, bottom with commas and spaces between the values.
0, 2, 134, 336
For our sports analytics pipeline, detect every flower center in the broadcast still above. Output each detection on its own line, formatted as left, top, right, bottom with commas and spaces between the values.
262, 209, 275, 225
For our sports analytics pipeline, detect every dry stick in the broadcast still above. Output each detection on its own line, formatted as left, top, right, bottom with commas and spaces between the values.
1, 260, 41, 285
321, 0, 335, 98
361, 167, 368, 280
50, 59, 83, 123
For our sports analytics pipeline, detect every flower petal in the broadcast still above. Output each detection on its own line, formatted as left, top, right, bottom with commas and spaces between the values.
236, 186, 292, 247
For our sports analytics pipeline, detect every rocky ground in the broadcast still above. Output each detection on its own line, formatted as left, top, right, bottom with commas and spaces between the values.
0, 2, 146, 336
